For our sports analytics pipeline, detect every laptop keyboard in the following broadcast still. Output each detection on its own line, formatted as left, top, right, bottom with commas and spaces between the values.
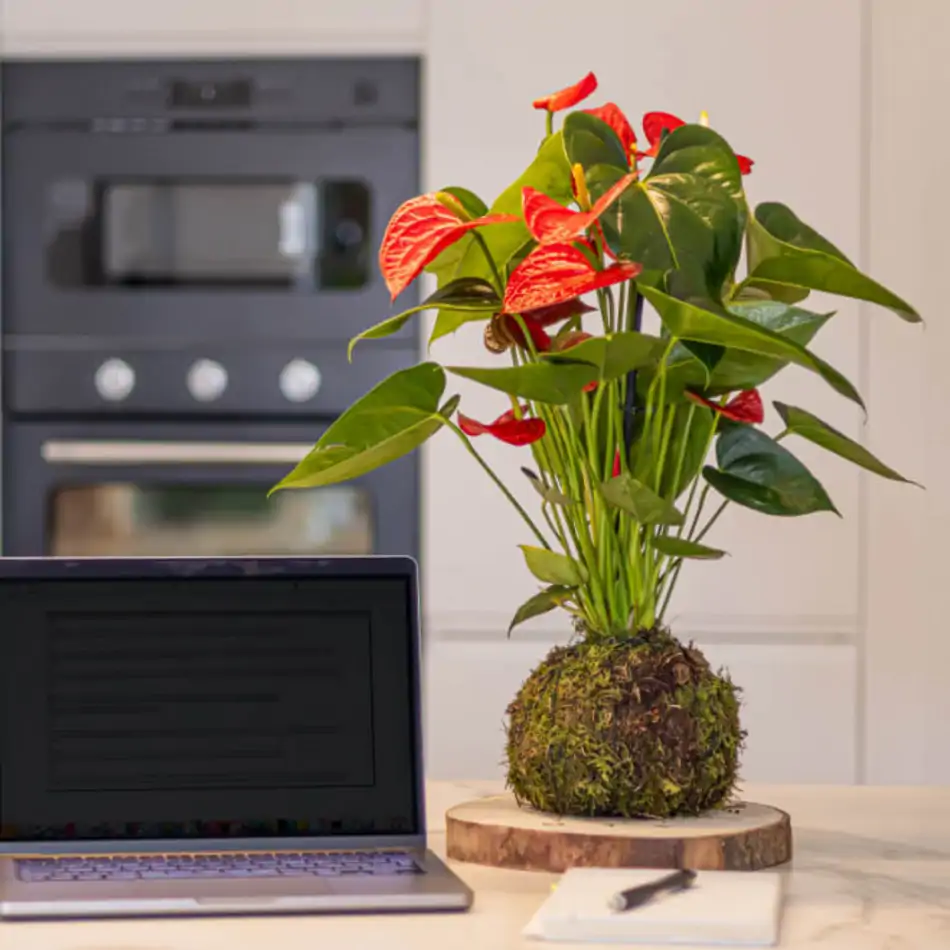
15, 851, 423, 882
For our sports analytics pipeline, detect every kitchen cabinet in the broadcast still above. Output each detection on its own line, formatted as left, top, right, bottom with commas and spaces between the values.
0, 1, 426, 54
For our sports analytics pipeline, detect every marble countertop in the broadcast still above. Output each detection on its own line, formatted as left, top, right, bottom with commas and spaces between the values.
2, 781, 949, 949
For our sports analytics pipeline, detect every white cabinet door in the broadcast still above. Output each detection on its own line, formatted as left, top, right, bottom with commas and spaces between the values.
864, 1, 950, 784
422, 0, 870, 783
1, 1, 426, 54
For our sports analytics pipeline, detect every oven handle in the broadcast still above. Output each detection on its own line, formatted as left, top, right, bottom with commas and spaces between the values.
40, 440, 312, 465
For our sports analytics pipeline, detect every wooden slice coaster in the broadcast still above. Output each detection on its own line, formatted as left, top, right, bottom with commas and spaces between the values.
445, 794, 791, 873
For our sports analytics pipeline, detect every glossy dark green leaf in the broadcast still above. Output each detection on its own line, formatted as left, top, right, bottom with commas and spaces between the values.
775, 402, 918, 484
521, 467, 576, 505
587, 126, 746, 296
519, 545, 587, 586
652, 536, 727, 560
349, 278, 500, 359
599, 474, 685, 525
703, 425, 839, 516
447, 362, 598, 404
563, 111, 629, 170
647, 301, 833, 397
271, 363, 448, 492
630, 403, 716, 499
747, 202, 920, 322
543, 331, 665, 381
507, 585, 575, 636
639, 283, 865, 409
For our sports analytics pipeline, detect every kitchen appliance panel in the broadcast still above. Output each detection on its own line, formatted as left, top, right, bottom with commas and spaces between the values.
4, 343, 417, 417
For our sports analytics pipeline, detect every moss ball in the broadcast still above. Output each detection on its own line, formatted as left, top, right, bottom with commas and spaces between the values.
505, 632, 745, 819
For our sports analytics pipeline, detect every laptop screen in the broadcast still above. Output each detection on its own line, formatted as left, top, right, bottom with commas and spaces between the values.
0, 565, 420, 843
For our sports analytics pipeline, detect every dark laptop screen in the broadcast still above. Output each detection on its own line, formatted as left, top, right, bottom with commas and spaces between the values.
0, 568, 420, 842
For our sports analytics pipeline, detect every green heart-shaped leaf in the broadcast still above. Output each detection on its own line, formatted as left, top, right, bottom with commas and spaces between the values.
599, 474, 685, 525
349, 278, 500, 360
271, 363, 448, 492
641, 301, 832, 399
703, 425, 838, 516
584, 125, 746, 297
747, 202, 920, 322
447, 362, 598, 404
652, 536, 727, 560
775, 402, 919, 485
563, 111, 629, 170
543, 331, 665, 381
507, 585, 575, 636
639, 283, 864, 410
519, 546, 587, 586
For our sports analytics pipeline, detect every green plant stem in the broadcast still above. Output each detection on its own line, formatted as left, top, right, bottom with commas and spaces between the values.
470, 230, 505, 296
545, 111, 553, 137
447, 421, 550, 549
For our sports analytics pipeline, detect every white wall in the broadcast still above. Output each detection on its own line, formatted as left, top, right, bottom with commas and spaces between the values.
0, 0, 940, 785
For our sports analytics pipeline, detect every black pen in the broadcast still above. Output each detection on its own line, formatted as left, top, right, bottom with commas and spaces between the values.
607, 869, 698, 912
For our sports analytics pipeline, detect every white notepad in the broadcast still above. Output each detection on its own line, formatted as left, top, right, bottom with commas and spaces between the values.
523, 868, 784, 946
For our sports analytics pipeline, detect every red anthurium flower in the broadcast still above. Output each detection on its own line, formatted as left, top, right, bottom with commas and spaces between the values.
522, 172, 637, 245
503, 244, 641, 315
532, 71, 598, 112
378, 194, 518, 300
685, 388, 764, 424
583, 102, 638, 164
638, 111, 686, 159
638, 111, 754, 175
612, 450, 622, 478
457, 406, 546, 446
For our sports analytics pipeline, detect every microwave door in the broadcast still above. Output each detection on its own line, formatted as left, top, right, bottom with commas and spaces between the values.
3, 127, 417, 341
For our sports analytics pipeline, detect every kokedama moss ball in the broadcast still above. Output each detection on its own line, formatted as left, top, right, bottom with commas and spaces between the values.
505, 632, 745, 819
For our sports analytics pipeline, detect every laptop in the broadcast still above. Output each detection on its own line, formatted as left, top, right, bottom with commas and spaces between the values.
0, 556, 473, 919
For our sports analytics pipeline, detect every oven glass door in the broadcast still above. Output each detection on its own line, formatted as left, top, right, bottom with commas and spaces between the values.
2, 423, 418, 559
3, 128, 417, 342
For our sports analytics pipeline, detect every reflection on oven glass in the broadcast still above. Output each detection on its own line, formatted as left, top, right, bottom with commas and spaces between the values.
48, 484, 373, 557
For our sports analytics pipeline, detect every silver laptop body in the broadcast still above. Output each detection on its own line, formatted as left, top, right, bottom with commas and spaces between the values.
0, 556, 472, 918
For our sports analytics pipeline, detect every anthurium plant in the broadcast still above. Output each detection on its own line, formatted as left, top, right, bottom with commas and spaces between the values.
273, 71, 919, 642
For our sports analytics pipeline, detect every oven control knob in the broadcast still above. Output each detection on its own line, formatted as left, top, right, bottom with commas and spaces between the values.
187, 359, 228, 403
279, 359, 322, 403
94, 358, 135, 402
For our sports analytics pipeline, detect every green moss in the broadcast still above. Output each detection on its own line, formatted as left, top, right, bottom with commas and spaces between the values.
505, 632, 745, 819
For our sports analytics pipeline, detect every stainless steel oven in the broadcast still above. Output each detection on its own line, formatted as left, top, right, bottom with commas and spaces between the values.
1, 59, 421, 558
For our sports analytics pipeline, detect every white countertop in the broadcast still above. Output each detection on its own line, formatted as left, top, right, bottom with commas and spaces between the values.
2, 781, 948, 949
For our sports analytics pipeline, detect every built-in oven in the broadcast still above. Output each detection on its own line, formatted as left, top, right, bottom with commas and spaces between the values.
3, 421, 416, 559
1, 59, 421, 558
